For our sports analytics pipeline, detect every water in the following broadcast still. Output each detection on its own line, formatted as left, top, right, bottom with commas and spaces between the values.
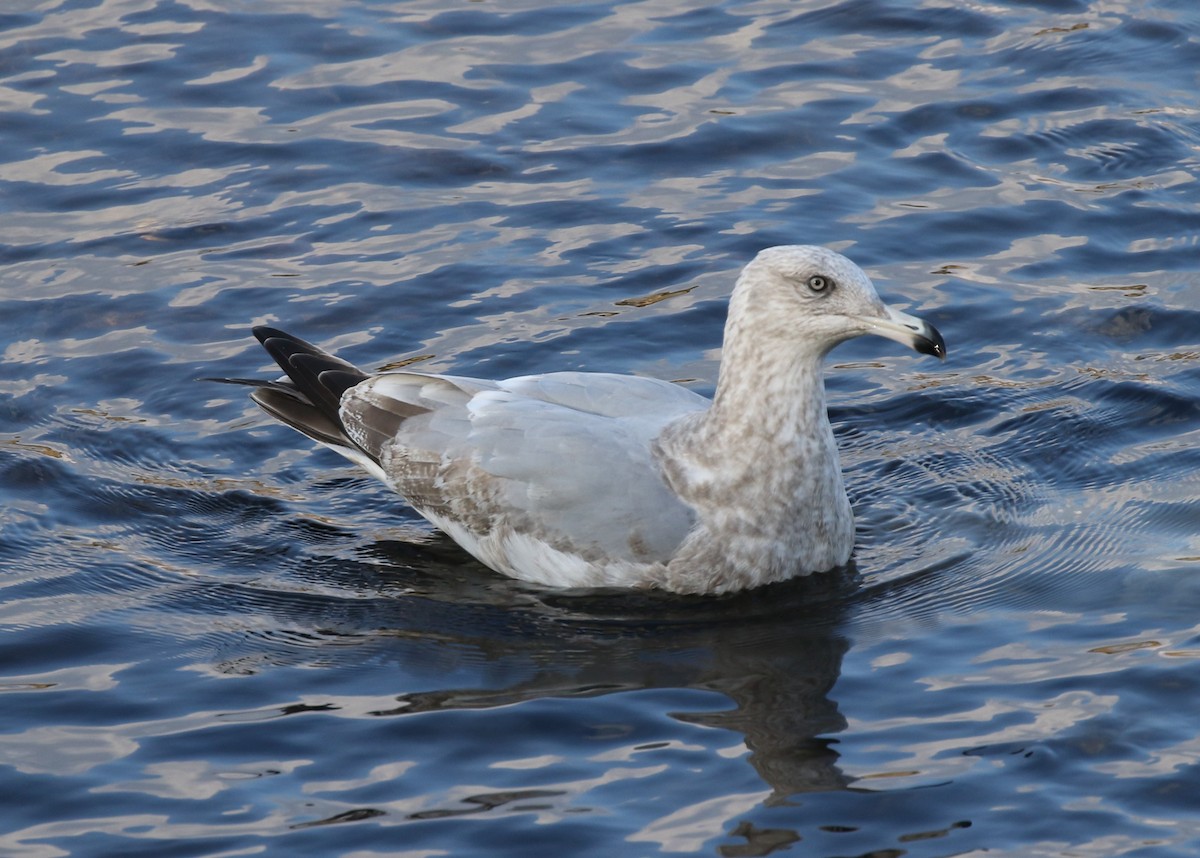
2, 0, 1199, 854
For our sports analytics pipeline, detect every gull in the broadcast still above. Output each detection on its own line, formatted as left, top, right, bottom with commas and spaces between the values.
213, 246, 945, 595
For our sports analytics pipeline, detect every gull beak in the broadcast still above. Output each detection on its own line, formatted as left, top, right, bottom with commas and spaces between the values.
859, 305, 946, 359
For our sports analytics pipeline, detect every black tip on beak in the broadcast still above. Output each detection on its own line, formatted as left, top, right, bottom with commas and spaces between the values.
914, 323, 947, 360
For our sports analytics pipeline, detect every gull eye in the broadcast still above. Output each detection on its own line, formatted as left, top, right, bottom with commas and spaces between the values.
807, 274, 834, 294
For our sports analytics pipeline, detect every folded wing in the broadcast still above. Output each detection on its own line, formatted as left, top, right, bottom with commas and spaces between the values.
342, 370, 707, 571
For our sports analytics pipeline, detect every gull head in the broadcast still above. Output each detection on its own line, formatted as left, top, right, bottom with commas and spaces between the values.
733, 245, 946, 359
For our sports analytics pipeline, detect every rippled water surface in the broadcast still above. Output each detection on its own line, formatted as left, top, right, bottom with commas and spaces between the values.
3, 0, 1200, 855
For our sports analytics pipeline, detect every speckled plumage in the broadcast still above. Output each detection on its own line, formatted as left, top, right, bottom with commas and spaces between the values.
218, 246, 945, 595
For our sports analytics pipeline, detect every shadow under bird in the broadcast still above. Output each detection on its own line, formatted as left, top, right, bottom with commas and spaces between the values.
211, 245, 945, 595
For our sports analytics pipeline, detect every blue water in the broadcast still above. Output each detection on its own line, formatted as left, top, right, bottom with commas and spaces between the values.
3, 0, 1200, 855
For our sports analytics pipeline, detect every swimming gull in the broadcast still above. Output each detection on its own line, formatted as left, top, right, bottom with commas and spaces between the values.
213, 245, 945, 595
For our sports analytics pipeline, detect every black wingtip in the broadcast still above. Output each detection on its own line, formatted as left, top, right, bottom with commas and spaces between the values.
214, 326, 374, 454
198, 376, 271, 387
253, 325, 319, 350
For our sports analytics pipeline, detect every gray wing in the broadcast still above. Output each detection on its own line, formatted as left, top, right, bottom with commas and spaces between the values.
340, 371, 709, 564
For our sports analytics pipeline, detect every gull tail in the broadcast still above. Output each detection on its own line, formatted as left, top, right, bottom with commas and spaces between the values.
206, 326, 370, 455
